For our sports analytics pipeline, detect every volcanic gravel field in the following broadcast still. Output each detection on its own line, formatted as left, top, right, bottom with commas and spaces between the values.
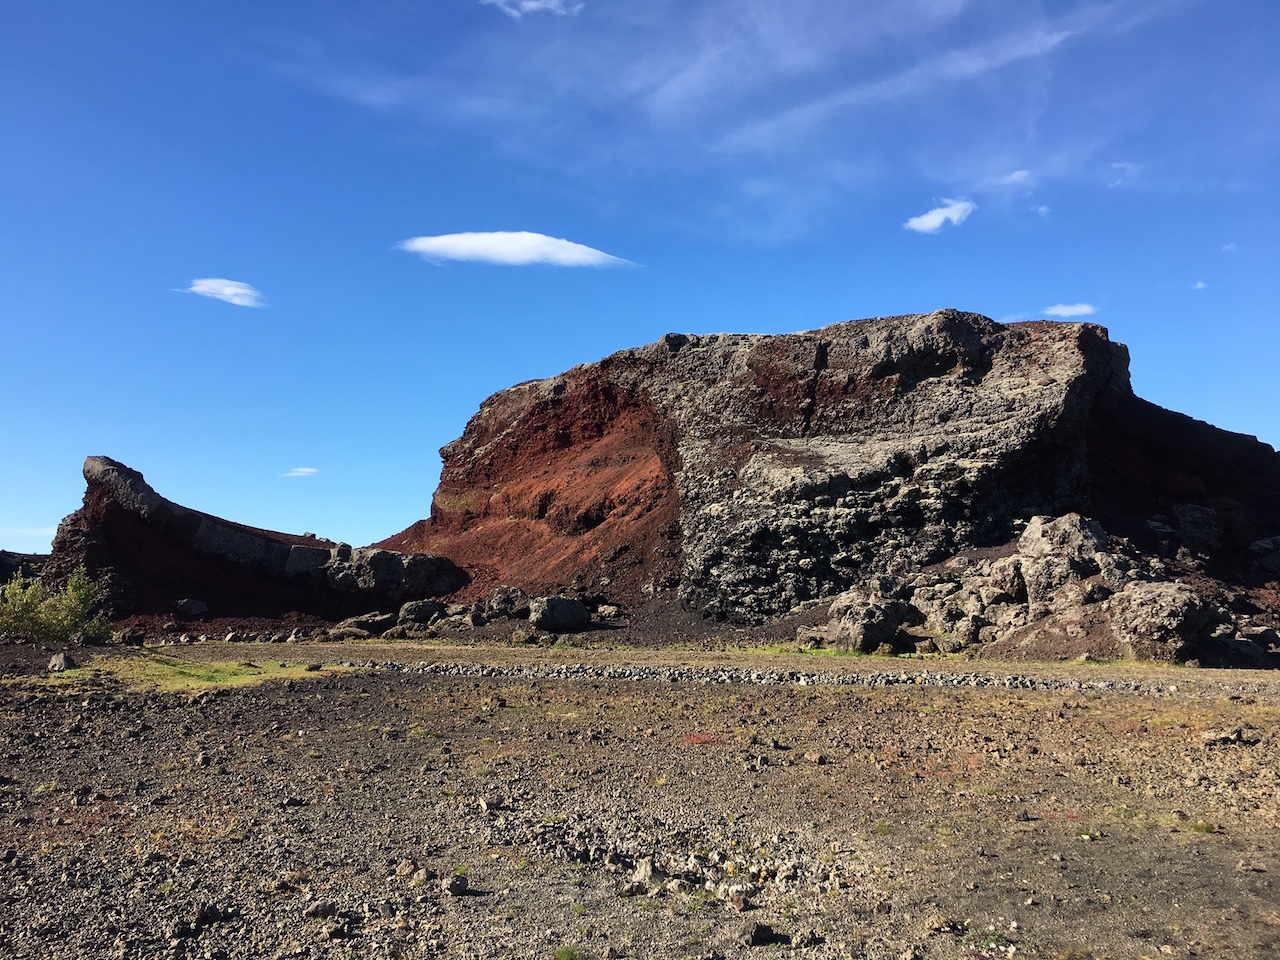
3, 640, 1280, 960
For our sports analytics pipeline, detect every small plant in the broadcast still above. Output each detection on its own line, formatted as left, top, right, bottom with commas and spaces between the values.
553, 947, 585, 960
0, 566, 110, 644
571, 902, 586, 916
961, 927, 1011, 959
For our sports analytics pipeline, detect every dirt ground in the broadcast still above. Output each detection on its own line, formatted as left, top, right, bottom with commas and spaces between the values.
2, 639, 1279, 960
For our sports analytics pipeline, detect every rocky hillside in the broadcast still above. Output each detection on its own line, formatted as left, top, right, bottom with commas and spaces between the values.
381, 310, 1279, 655
43, 310, 1280, 664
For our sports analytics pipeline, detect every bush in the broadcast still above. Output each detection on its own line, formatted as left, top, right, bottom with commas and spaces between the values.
0, 566, 110, 644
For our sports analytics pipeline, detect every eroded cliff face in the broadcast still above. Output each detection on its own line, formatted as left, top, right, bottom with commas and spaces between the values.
388, 310, 1156, 619
45, 457, 463, 619
377, 371, 683, 605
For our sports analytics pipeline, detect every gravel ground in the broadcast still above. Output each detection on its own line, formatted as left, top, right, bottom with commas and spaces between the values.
3, 641, 1279, 959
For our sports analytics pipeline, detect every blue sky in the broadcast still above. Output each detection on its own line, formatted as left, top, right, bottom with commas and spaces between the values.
3, 0, 1278, 554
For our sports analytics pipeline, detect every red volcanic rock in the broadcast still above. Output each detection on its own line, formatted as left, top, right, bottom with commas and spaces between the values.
377, 371, 682, 605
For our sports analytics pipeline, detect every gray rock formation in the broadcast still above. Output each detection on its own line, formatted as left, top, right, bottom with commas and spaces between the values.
810, 512, 1267, 664
528, 596, 592, 633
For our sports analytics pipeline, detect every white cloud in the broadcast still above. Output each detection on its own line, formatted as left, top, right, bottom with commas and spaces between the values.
1193, 281, 1207, 290
398, 231, 631, 266
282, 467, 318, 478
1044, 303, 1097, 318
187, 278, 263, 308
480, 0, 582, 18
1222, 243, 1238, 253
1032, 204, 1051, 216
904, 198, 976, 233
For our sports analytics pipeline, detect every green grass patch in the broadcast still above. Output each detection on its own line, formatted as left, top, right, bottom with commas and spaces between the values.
50, 652, 348, 692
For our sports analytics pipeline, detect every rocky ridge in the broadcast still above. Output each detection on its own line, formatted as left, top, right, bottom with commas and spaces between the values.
39, 310, 1280, 665
44, 457, 463, 620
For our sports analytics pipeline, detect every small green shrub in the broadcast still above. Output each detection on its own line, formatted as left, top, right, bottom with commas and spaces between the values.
961, 928, 1011, 959
0, 566, 110, 644
553, 947, 585, 960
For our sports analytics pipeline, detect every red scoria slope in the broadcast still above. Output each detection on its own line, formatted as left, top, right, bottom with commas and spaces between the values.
376, 370, 683, 605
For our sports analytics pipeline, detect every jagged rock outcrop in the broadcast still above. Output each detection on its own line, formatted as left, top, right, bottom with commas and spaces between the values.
385, 310, 1280, 649
45, 457, 463, 619
0, 551, 44, 584
809, 512, 1275, 665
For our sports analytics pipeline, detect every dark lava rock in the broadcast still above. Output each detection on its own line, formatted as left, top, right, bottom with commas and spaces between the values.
43, 456, 464, 619
529, 596, 591, 633
382, 310, 1280, 626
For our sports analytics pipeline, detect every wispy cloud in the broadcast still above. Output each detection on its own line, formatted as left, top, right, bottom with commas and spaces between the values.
480, 0, 582, 18
280, 1, 1192, 238
904, 198, 976, 233
1032, 204, 1051, 216
1044, 303, 1096, 317
1222, 243, 1238, 253
399, 231, 631, 266
720, 23, 1079, 155
0, 526, 58, 537
187, 278, 263, 308
992, 169, 1034, 187
1107, 161, 1141, 187
1193, 281, 1207, 290
282, 467, 318, 478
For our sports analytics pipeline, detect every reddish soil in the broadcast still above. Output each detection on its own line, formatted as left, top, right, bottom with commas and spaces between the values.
378, 372, 683, 605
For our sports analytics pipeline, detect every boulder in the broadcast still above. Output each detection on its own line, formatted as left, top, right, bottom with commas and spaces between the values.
175, 598, 208, 617
1108, 581, 1218, 662
1172, 504, 1224, 553
1017, 514, 1107, 562
1250, 537, 1280, 577
334, 612, 396, 635
826, 598, 918, 653
398, 599, 444, 626
485, 585, 531, 620
528, 596, 592, 632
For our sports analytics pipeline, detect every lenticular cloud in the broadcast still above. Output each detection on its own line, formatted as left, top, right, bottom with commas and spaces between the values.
398, 231, 631, 267
1043, 303, 1097, 318
186, 278, 263, 307
903, 199, 976, 234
